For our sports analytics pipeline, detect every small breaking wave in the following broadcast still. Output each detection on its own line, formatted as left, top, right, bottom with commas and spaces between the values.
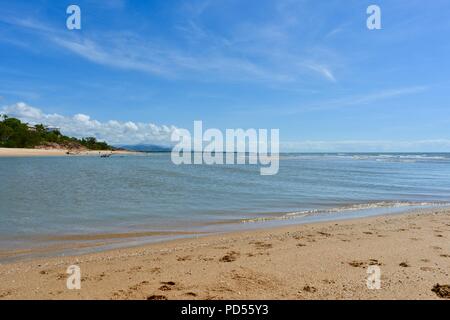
240, 201, 450, 223
280, 153, 450, 163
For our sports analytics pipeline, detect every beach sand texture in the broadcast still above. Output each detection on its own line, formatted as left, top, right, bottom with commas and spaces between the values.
0, 148, 138, 157
0, 208, 450, 300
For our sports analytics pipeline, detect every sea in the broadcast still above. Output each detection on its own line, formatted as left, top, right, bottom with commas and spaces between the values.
1, 153, 449, 261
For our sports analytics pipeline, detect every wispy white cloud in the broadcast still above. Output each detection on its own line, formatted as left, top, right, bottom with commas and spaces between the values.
51, 36, 174, 77
282, 139, 450, 152
1, 17, 286, 82
1, 102, 178, 145
0, 6, 341, 84
285, 86, 428, 113
324, 27, 344, 39
303, 62, 336, 82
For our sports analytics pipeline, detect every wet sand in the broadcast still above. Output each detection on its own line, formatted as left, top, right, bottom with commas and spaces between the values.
0, 148, 138, 157
0, 207, 450, 300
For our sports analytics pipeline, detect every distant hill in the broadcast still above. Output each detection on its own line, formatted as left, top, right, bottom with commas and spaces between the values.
118, 144, 172, 152
0, 115, 114, 150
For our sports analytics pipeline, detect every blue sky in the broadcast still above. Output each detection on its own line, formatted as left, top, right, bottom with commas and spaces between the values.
1, 0, 450, 151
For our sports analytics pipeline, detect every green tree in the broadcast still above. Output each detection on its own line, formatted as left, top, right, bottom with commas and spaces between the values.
0, 117, 113, 150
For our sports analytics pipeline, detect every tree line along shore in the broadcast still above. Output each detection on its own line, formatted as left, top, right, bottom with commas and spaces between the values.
0, 115, 114, 151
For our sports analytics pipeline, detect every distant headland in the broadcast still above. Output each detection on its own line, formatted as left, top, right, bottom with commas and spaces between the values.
0, 114, 138, 157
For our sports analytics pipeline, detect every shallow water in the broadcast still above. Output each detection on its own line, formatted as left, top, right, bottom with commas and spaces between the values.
1, 153, 449, 260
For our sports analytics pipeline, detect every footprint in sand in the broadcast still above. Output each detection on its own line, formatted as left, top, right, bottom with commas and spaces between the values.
420, 266, 434, 272
128, 280, 151, 292
159, 285, 172, 291
349, 259, 382, 268
322, 279, 336, 285
177, 255, 192, 261
317, 231, 332, 237
0, 290, 12, 298
219, 251, 240, 262
349, 261, 365, 267
92, 272, 106, 281
250, 241, 273, 250
149, 267, 161, 274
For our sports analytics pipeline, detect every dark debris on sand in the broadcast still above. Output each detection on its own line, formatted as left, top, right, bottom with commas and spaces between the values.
219, 251, 239, 262
432, 284, 450, 299
399, 262, 410, 267
303, 285, 317, 293
147, 294, 168, 300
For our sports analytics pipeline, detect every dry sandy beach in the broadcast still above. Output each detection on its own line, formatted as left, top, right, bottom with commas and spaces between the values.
0, 148, 138, 157
1, 207, 450, 300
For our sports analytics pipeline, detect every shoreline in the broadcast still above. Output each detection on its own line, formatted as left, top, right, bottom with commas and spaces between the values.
1, 207, 449, 299
0, 147, 140, 157
2, 203, 446, 264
